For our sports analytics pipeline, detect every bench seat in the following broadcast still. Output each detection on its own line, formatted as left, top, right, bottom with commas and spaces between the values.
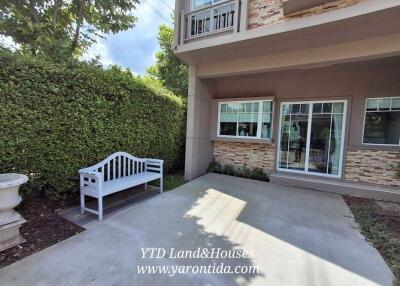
82, 172, 161, 197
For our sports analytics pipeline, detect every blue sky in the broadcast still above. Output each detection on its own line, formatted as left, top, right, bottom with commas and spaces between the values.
83, 0, 175, 74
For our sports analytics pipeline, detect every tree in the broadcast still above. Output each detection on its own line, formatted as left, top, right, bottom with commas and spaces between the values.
148, 24, 188, 96
0, 0, 139, 60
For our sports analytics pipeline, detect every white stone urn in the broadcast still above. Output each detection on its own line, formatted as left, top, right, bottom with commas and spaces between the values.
0, 173, 28, 251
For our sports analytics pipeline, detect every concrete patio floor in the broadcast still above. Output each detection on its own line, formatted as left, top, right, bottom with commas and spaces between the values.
0, 173, 394, 286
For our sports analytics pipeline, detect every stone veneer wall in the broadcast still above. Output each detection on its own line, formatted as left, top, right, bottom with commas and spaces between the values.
345, 148, 400, 188
213, 141, 275, 172
248, 0, 360, 29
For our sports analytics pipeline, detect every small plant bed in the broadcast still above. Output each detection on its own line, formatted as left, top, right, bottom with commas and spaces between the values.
344, 196, 400, 285
0, 197, 84, 269
207, 161, 269, 182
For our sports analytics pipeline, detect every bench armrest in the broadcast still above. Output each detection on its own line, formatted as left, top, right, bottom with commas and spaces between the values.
79, 169, 103, 179
144, 158, 164, 165
144, 159, 164, 174
79, 169, 103, 195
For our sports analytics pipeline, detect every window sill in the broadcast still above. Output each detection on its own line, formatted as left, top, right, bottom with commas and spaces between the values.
212, 136, 274, 144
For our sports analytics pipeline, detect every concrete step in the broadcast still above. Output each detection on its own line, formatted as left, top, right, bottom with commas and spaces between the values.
270, 173, 400, 202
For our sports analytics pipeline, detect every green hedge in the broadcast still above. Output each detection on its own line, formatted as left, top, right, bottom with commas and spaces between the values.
0, 52, 186, 199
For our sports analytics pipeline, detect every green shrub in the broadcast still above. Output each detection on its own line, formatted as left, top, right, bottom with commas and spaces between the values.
238, 166, 251, 179
250, 168, 269, 181
207, 161, 222, 173
207, 161, 269, 182
223, 164, 236, 176
0, 52, 187, 199
392, 163, 400, 179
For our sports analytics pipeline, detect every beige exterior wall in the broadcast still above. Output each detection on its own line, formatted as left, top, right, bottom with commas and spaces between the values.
345, 148, 400, 187
214, 58, 400, 149
248, 0, 360, 30
177, 0, 400, 194
208, 58, 400, 187
214, 141, 275, 173
184, 60, 400, 190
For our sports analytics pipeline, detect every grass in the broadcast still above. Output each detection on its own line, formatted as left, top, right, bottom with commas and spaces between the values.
152, 171, 186, 192
344, 196, 400, 286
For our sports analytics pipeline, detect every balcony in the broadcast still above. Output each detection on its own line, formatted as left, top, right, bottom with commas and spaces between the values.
179, 0, 238, 43
174, 0, 400, 73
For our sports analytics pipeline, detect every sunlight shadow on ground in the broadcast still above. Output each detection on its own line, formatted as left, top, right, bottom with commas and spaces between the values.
185, 187, 387, 286
0, 174, 392, 286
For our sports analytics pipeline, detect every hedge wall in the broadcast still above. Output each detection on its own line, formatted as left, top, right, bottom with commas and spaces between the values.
0, 52, 186, 199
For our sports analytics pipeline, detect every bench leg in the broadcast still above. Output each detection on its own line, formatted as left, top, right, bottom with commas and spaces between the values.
145, 183, 148, 190
80, 193, 85, 214
98, 196, 103, 221
159, 177, 163, 194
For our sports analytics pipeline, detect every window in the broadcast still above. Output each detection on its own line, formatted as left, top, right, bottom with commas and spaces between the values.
191, 0, 223, 10
363, 97, 400, 145
218, 100, 273, 139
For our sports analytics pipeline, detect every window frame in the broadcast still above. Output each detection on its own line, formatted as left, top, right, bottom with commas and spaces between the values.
190, 0, 224, 11
217, 99, 274, 140
276, 99, 348, 179
362, 96, 400, 146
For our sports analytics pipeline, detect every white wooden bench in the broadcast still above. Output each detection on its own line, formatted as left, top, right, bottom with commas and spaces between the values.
79, 152, 163, 220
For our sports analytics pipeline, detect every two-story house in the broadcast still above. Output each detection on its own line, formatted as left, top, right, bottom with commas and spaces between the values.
173, 0, 400, 200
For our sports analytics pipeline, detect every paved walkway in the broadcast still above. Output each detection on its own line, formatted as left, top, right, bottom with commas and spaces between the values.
0, 174, 394, 286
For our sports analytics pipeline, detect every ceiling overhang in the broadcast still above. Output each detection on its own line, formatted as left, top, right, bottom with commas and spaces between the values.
174, 2, 400, 73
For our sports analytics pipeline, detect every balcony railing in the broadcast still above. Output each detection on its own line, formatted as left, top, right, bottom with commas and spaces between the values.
185, 0, 236, 40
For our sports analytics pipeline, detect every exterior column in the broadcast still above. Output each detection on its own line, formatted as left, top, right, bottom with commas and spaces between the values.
239, 0, 249, 32
184, 66, 214, 181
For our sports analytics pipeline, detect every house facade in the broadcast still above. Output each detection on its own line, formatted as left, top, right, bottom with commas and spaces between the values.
173, 0, 400, 200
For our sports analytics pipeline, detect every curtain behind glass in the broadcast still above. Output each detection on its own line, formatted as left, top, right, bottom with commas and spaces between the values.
329, 112, 343, 175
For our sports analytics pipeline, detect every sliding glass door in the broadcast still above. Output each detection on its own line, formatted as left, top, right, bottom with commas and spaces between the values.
278, 100, 347, 177
279, 104, 309, 172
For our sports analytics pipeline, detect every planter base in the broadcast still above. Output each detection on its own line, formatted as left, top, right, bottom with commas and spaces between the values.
0, 218, 26, 252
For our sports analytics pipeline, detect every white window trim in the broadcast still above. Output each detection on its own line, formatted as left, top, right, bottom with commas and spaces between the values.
362, 96, 400, 146
191, 0, 224, 10
217, 100, 274, 140
276, 99, 348, 179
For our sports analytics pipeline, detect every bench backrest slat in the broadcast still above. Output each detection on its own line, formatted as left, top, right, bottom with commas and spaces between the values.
123, 156, 125, 177
82, 152, 152, 183
112, 158, 116, 180
124, 157, 128, 177
107, 162, 110, 181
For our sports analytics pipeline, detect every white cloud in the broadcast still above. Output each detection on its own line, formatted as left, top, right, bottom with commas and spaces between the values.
81, 37, 114, 67
81, 0, 174, 74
